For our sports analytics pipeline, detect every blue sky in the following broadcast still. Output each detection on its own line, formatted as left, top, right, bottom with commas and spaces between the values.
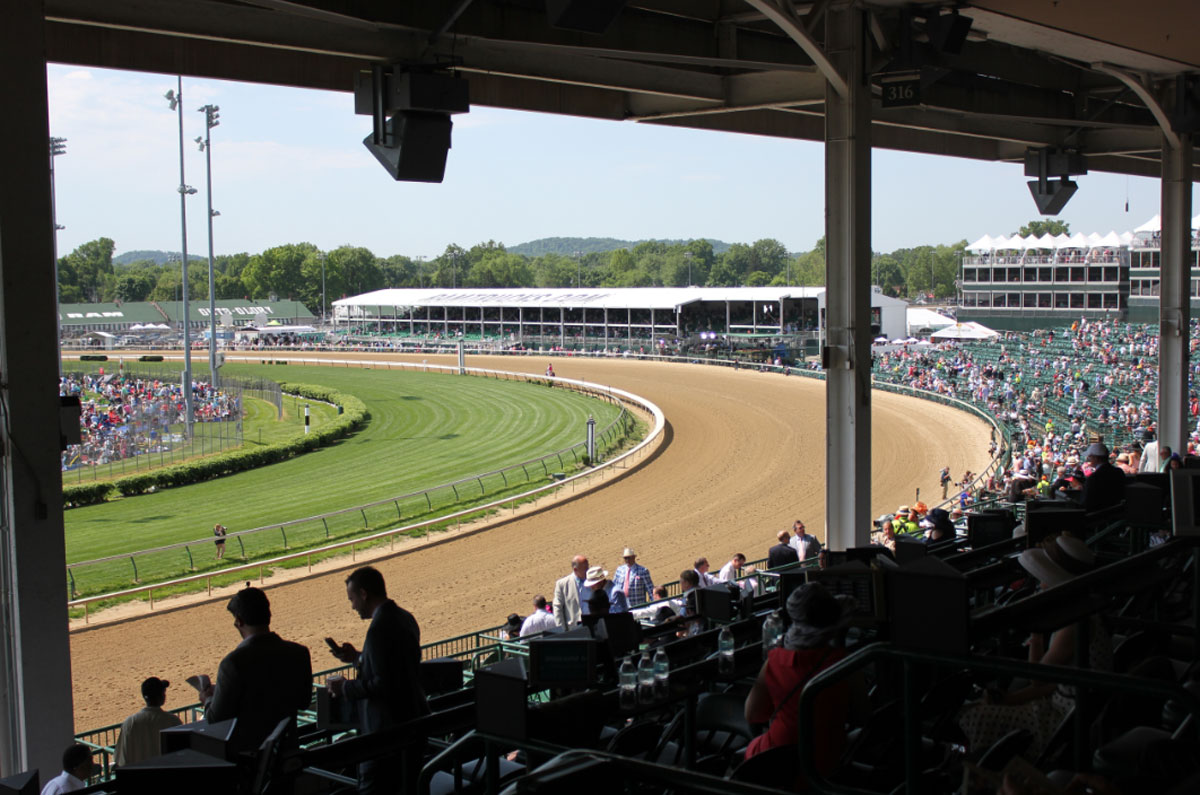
47, 65, 1193, 261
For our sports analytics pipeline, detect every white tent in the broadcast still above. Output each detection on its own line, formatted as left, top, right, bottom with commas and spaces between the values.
1054, 232, 1072, 248
907, 307, 956, 335
1066, 232, 1091, 249
1035, 232, 1059, 249
929, 321, 1000, 341
966, 234, 995, 252
1135, 215, 1160, 233
1094, 230, 1123, 248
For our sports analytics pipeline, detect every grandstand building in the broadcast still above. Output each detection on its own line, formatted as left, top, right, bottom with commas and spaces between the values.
332, 286, 907, 352
58, 299, 315, 336
957, 214, 1200, 330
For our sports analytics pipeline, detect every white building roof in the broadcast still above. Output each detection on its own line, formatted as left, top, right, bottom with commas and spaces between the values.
334, 286, 857, 313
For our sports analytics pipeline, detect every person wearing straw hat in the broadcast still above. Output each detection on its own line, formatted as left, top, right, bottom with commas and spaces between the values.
582, 565, 628, 615
958, 535, 1112, 758
612, 547, 654, 606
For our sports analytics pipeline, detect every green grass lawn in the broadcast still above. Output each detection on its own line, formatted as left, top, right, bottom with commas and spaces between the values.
64, 364, 625, 596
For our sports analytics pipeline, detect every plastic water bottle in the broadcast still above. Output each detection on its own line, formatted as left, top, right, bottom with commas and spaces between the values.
717, 626, 735, 674
618, 656, 637, 709
762, 610, 783, 659
637, 652, 655, 704
653, 648, 670, 700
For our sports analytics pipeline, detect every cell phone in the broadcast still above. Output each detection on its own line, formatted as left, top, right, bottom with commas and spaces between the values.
324, 637, 340, 652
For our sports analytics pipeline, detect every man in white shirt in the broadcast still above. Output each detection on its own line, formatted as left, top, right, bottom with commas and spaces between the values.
519, 595, 558, 637
788, 519, 823, 561
113, 676, 182, 767
716, 553, 749, 583
40, 744, 93, 795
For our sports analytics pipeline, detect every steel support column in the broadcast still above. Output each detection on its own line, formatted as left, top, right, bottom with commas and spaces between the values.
823, 3, 872, 550
1158, 133, 1193, 454
0, 0, 76, 778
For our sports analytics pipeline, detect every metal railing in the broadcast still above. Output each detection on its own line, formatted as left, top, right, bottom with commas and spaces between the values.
66, 361, 665, 619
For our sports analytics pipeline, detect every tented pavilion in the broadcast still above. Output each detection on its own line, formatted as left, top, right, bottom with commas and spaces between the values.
2, 1, 1196, 774
332, 286, 909, 346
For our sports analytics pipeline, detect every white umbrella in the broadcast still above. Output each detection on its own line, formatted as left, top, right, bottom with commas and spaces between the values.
874, 336, 889, 343
905, 337, 921, 343
891, 338, 906, 344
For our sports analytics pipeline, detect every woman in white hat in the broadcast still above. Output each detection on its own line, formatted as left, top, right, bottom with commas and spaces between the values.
958, 534, 1112, 759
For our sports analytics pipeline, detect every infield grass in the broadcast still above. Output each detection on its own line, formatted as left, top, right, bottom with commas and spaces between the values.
64, 363, 625, 596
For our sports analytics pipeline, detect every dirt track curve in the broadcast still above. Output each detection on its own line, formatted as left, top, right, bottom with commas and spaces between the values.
69, 354, 992, 730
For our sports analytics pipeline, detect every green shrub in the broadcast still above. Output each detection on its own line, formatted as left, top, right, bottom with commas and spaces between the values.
79, 355, 108, 362
138, 355, 164, 362
62, 482, 113, 507
74, 383, 369, 506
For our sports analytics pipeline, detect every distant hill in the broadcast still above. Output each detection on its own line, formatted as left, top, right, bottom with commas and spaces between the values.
507, 237, 731, 257
114, 250, 176, 266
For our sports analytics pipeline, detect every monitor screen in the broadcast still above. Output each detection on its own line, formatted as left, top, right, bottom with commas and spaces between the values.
0, 772, 37, 795
695, 584, 738, 622
777, 570, 809, 611
846, 545, 893, 566
885, 558, 968, 655
893, 537, 927, 565
590, 612, 642, 658
968, 512, 1013, 549
527, 635, 598, 690
806, 562, 875, 618
1171, 469, 1200, 536
1023, 506, 1085, 547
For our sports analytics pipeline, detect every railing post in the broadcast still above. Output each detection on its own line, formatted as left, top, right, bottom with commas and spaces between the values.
67, 568, 77, 599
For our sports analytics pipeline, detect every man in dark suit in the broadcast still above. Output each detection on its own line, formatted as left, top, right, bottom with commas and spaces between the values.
1081, 441, 1127, 513
767, 529, 800, 568
204, 585, 313, 755
328, 566, 429, 795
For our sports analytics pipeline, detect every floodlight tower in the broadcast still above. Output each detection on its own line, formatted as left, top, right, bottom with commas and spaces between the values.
49, 136, 67, 376
164, 77, 195, 438
196, 102, 220, 387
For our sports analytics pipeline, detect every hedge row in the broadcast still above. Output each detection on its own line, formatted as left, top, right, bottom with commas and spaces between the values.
61, 383, 368, 508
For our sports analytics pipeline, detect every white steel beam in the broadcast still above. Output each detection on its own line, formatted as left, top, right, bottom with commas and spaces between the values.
1158, 133, 1193, 454
823, 2, 872, 550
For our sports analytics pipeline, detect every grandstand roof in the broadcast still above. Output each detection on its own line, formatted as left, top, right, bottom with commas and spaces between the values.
157, 299, 315, 323
58, 302, 165, 326
334, 287, 838, 312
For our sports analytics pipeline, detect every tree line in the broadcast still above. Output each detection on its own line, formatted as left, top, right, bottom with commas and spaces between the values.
57, 232, 1011, 313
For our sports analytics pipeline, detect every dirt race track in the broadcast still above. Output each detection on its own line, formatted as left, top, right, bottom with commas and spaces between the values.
69, 354, 992, 730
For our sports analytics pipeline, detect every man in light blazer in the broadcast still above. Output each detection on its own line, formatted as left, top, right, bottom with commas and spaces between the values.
328, 566, 429, 795
552, 554, 589, 628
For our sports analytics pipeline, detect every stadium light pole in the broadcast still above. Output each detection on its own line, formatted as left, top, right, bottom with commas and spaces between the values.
196, 102, 220, 387
165, 77, 195, 439
49, 136, 67, 376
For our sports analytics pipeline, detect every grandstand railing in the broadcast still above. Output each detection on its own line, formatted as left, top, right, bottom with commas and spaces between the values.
66, 360, 665, 619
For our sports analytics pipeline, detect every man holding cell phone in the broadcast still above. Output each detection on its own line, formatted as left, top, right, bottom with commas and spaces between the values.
326, 566, 429, 795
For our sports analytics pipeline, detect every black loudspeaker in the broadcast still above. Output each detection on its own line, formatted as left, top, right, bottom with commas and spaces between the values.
925, 13, 972, 55
363, 111, 453, 183
545, 0, 625, 33
1027, 178, 1078, 216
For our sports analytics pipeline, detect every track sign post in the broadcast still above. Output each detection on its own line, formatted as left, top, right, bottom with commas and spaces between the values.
586, 415, 596, 464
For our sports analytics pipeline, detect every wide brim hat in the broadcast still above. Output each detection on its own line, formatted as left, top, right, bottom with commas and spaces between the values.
1019, 536, 1095, 589
926, 508, 955, 536
1084, 442, 1110, 458
622, 547, 636, 558
584, 566, 608, 587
